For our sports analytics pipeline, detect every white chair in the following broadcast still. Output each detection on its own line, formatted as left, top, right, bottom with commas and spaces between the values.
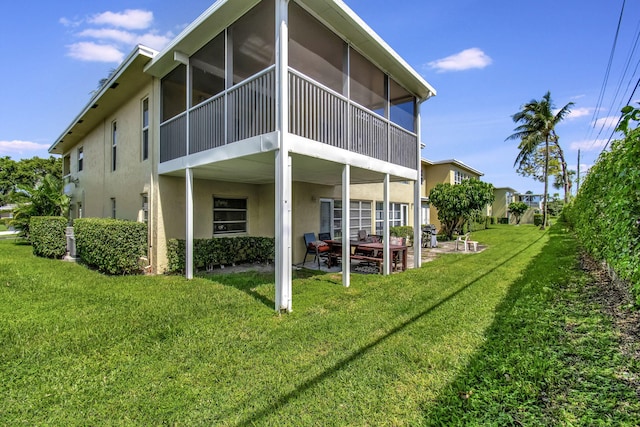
456, 232, 478, 252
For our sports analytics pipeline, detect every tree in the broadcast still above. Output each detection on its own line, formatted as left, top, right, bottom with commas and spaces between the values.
508, 201, 529, 224
506, 91, 574, 229
9, 174, 69, 238
429, 179, 495, 240
0, 156, 62, 206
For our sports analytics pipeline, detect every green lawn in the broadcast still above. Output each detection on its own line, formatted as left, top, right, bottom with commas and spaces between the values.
1, 225, 638, 426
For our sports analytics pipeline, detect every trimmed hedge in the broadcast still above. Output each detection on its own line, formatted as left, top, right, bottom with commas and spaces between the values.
30, 216, 67, 259
564, 107, 640, 303
166, 236, 275, 274
533, 213, 543, 227
74, 218, 147, 275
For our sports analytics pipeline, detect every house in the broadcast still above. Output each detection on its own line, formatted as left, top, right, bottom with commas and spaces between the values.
345, 158, 486, 235
48, 0, 436, 312
420, 159, 484, 231
492, 187, 518, 223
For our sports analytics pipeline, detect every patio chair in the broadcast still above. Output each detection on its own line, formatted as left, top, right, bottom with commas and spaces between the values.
455, 232, 478, 252
302, 232, 331, 268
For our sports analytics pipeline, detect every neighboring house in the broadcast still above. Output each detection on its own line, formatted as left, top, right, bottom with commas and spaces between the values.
492, 187, 518, 223
48, 0, 436, 312
347, 158, 485, 234
421, 159, 484, 231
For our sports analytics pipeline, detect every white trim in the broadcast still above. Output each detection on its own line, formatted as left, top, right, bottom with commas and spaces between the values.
342, 164, 350, 288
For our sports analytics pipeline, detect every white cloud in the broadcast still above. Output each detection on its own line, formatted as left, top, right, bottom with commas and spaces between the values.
77, 28, 137, 45
427, 48, 492, 73
66, 42, 124, 63
137, 32, 173, 51
0, 140, 50, 157
592, 116, 619, 129
565, 107, 591, 120
89, 9, 153, 30
569, 139, 608, 151
62, 8, 170, 62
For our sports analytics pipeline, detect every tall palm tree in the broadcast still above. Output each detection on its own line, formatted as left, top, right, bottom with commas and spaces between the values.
506, 91, 573, 229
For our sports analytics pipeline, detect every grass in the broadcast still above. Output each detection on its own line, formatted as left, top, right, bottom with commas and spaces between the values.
1, 224, 638, 425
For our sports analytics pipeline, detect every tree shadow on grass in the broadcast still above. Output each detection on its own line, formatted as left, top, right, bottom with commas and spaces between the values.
231, 230, 550, 426
420, 225, 636, 425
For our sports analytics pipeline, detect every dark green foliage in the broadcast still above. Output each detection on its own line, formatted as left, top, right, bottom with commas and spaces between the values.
564, 105, 640, 303
508, 201, 529, 224
389, 225, 413, 238
10, 174, 69, 238
429, 179, 495, 239
29, 216, 67, 259
74, 218, 147, 275
166, 236, 275, 274
533, 213, 543, 226
0, 156, 62, 206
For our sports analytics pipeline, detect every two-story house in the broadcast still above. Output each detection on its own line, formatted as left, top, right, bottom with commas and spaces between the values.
49, 0, 436, 312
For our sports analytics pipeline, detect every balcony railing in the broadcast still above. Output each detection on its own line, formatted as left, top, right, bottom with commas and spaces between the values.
160, 66, 417, 169
289, 70, 417, 169
160, 67, 276, 163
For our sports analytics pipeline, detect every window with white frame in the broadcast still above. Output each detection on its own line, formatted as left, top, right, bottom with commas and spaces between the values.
141, 194, 148, 223
330, 200, 372, 239
111, 121, 117, 171
213, 197, 247, 234
375, 202, 408, 234
454, 170, 470, 184
141, 98, 149, 161
77, 146, 84, 172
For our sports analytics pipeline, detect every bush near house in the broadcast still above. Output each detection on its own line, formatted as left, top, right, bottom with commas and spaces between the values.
29, 216, 67, 259
167, 236, 275, 274
74, 218, 147, 275
390, 225, 413, 240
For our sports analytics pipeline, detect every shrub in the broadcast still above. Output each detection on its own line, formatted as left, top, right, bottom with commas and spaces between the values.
166, 236, 275, 274
29, 216, 67, 258
74, 218, 147, 275
390, 226, 413, 238
564, 105, 640, 303
533, 213, 543, 227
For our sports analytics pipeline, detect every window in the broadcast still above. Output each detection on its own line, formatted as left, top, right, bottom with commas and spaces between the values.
350, 49, 386, 116
141, 194, 148, 223
77, 147, 84, 172
289, 2, 346, 94
230, 0, 275, 84
375, 202, 408, 234
161, 64, 186, 122
454, 170, 470, 184
191, 32, 225, 105
213, 197, 247, 234
111, 121, 117, 171
331, 200, 372, 239
63, 154, 71, 176
111, 198, 116, 219
141, 98, 149, 161
389, 78, 416, 132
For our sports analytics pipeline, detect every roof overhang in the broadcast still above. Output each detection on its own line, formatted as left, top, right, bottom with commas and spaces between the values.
49, 45, 158, 155
145, 0, 435, 100
430, 158, 484, 177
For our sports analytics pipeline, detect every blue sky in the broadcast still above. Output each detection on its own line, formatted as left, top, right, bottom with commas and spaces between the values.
1, 0, 638, 195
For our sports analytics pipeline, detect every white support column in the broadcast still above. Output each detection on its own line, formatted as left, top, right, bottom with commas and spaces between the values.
342, 164, 351, 288
275, 0, 292, 312
383, 173, 390, 275
185, 167, 194, 279
413, 101, 423, 269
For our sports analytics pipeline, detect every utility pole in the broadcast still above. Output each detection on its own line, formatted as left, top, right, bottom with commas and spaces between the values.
576, 149, 581, 194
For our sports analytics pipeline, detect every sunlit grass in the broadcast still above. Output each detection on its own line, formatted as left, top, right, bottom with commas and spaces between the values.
1, 224, 637, 425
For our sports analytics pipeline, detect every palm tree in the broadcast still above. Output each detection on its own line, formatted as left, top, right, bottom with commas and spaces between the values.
506, 91, 573, 229
9, 174, 69, 238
